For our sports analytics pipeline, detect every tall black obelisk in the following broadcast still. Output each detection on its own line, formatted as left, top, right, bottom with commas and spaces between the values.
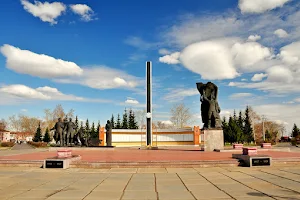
146, 61, 152, 146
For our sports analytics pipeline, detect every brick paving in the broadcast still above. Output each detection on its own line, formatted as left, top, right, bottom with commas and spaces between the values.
1, 166, 300, 199
0, 147, 300, 162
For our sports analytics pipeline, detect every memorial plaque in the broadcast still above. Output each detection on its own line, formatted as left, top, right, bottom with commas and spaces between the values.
252, 158, 270, 166
45, 160, 64, 168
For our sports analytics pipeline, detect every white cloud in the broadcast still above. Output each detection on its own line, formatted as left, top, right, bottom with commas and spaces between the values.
238, 0, 291, 14
125, 98, 139, 104
241, 78, 248, 81
159, 52, 180, 64
159, 48, 171, 55
229, 93, 253, 99
278, 41, 300, 67
21, 0, 66, 25
274, 29, 289, 38
54, 66, 142, 90
0, 85, 50, 100
21, 109, 28, 112
161, 120, 173, 125
0, 84, 111, 103
70, 4, 96, 22
179, 39, 239, 80
231, 42, 272, 71
247, 35, 261, 42
163, 88, 198, 102
266, 65, 294, 83
251, 73, 268, 81
0, 44, 83, 78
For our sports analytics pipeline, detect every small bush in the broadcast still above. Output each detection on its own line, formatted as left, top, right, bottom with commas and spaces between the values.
27, 141, 48, 148
0, 142, 15, 147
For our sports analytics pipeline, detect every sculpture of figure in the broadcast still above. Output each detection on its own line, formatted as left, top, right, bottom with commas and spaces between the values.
105, 120, 112, 146
196, 82, 222, 129
50, 118, 65, 146
64, 118, 77, 146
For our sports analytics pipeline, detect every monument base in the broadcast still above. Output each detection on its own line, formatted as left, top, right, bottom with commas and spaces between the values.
232, 154, 272, 167
200, 129, 224, 151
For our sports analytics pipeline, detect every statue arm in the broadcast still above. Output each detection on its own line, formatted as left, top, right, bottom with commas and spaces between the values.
202, 91, 209, 102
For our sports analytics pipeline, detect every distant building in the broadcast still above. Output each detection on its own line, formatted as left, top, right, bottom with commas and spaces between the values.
0, 129, 11, 142
10, 132, 34, 142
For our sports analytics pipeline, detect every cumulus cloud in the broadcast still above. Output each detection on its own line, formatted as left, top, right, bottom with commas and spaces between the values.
21, 0, 66, 25
251, 73, 268, 81
169, 38, 271, 80
238, 0, 291, 14
247, 35, 261, 42
163, 88, 198, 102
0, 44, 83, 78
278, 41, 300, 67
159, 52, 180, 64
54, 66, 142, 90
231, 42, 272, 71
274, 29, 289, 38
266, 66, 293, 83
229, 93, 253, 99
70, 4, 96, 22
0, 84, 111, 103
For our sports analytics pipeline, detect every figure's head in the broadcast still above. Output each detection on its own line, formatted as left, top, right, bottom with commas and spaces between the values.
69, 118, 72, 122
58, 118, 61, 122
107, 120, 110, 123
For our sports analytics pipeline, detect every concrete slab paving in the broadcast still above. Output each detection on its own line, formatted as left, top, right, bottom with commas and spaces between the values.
2, 166, 300, 200
137, 168, 167, 173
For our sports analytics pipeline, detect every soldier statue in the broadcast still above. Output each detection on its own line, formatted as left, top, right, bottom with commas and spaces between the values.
50, 118, 65, 146
105, 120, 112, 146
64, 118, 77, 146
197, 82, 222, 129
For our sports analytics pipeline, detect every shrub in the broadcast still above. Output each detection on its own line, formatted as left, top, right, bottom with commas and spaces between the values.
27, 141, 48, 148
0, 142, 15, 147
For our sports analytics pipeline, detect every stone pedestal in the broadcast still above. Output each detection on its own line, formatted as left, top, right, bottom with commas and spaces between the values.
261, 143, 272, 148
57, 149, 72, 158
201, 129, 224, 151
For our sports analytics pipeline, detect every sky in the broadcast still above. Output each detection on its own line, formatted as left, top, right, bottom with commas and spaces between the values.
0, 0, 300, 134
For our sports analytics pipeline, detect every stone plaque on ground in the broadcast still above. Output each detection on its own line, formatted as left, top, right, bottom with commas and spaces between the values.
45, 160, 64, 168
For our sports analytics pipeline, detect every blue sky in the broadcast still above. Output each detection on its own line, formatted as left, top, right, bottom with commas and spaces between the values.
1, 0, 300, 133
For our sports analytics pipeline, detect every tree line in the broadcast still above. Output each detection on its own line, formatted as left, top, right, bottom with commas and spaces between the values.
222, 106, 253, 144
110, 108, 138, 129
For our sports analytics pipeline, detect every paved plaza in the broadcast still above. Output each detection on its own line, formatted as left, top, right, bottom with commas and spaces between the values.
1, 166, 300, 200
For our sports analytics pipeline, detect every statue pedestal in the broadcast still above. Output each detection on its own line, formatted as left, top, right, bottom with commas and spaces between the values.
200, 129, 224, 151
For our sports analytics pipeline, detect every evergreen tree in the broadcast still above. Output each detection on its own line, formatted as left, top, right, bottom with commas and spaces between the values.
75, 115, 79, 131
244, 106, 253, 143
33, 122, 42, 142
132, 111, 138, 129
43, 127, 50, 143
237, 111, 244, 142
222, 117, 229, 143
128, 109, 138, 129
110, 114, 115, 129
228, 116, 243, 143
233, 110, 237, 121
292, 124, 300, 137
80, 121, 83, 129
116, 114, 121, 129
122, 108, 128, 129
85, 119, 90, 133
90, 122, 97, 138
96, 121, 101, 134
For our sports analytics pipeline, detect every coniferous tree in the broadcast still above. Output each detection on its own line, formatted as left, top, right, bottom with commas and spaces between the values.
116, 114, 121, 129
228, 116, 243, 143
244, 106, 253, 143
122, 108, 128, 129
85, 119, 90, 139
222, 117, 229, 143
110, 114, 115, 129
292, 124, 300, 137
233, 110, 237, 121
75, 115, 79, 131
132, 111, 138, 129
90, 122, 97, 138
237, 111, 244, 142
33, 122, 42, 142
128, 109, 138, 129
80, 121, 83, 129
96, 121, 101, 134
43, 127, 50, 143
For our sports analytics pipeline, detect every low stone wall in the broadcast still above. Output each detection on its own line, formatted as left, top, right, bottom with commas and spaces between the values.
99, 127, 200, 147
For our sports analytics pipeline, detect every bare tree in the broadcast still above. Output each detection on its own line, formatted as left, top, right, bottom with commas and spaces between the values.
0, 119, 7, 130
156, 121, 173, 129
134, 109, 146, 129
170, 103, 193, 128
248, 106, 261, 142
8, 114, 40, 133
44, 104, 74, 130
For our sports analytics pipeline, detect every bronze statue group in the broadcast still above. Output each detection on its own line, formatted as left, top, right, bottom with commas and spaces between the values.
50, 118, 88, 147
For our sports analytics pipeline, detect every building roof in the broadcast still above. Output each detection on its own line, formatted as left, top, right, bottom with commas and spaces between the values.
10, 132, 34, 136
